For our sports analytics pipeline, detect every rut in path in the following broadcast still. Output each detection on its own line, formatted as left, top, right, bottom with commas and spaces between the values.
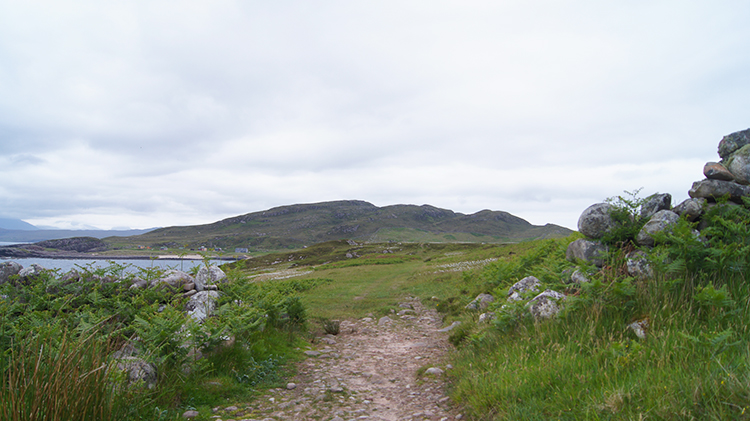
212, 297, 464, 421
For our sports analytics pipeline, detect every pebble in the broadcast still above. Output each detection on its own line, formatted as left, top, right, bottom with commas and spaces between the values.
182, 410, 199, 418
286, 382, 297, 390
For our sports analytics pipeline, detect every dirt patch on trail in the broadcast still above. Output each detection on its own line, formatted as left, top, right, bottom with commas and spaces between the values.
212, 298, 464, 421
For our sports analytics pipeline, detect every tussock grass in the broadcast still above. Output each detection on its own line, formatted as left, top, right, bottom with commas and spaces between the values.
0, 330, 128, 421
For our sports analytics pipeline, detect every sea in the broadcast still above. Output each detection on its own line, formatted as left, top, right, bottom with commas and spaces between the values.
0, 242, 231, 273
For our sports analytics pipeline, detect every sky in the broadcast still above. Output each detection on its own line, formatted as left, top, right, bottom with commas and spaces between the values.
1, 1, 749, 231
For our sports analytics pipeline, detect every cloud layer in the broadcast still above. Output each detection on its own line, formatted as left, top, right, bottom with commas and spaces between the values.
1, 1, 749, 230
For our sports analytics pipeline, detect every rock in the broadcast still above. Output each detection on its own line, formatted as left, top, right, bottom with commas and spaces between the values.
636, 210, 680, 247
195, 265, 227, 291
640, 193, 672, 219
726, 144, 750, 184
115, 356, 157, 388
438, 321, 461, 332
378, 316, 393, 326
111, 342, 140, 359
673, 198, 706, 222
626, 251, 653, 279
182, 410, 200, 418
425, 367, 444, 375
183, 282, 196, 291
704, 162, 735, 181
286, 382, 297, 390
224, 406, 239, 412
478, 312, 495, 323
566, 239, 608, 268
577, 203, 616, 239
0, 261, 22, 285
688, 179, 750, 203
304, 350, 320, 357
527, 290, 566, 319
465, 293, 494, 310
151, 269, 194, 290
185, 290, 220, 322
19, 263, 46, 280
569, 269, 591, 284
718, 128, 750, 160
507, 276, 541, 301
129, 277, 148, 289
627, 318, 649, 339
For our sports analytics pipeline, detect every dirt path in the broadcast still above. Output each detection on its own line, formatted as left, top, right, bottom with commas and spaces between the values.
210, 297, 463, 421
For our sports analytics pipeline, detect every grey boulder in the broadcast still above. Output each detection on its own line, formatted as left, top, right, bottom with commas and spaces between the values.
689, 179, 750, 203
507, 276, 541, 302
566, 238, 608, 268
718, 128, 750, 160
640, 193, 671, 219
527, 290, 566, 319
151, 269, 194, 290
465, 293, 495, 310
194, 265, 227, 292
636, 210, 680, 247
185, 290, 221, 322
0, 261, 22, 285
577, 203, 615, 239
673, 198, 706, 222
726, 144, 750, 185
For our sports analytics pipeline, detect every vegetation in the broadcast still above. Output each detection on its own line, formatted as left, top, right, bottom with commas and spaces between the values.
5, 191, 750, 419
0, 263, 314, 420
445, 194, 750, 420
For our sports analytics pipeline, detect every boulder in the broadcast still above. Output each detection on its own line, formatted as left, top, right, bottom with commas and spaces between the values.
627, 318, 650, 339
527, 290, 566, 319
577, 203, 615, 239
726, 144, 750, 185
151, 269, 194, 290
19, 264, 46, 280
636, 210, 680, 247
703, 162, 735, 182
689, 179, 750, 203
478, 312, 495, 323
566, 239, 608, 268
640, 193, 672, 219
626, 251, 653, 279
673, 198, 706, 222
185, 290, 220, 322
194, 265, 227, 292
507, 276, 541, 302
129, 277, 148, 289
0, 261, 22, 285
718, 128, 750, 160
115, 356, 157, 388
465, 293, 494, 310
569, 269, 591, 284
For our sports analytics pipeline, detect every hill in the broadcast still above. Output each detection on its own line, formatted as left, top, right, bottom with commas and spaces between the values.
105, 200, 572, 251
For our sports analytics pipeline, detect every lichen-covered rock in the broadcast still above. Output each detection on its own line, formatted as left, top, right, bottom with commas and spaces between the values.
0, 261, 22, 285
636, 210, 680, 247
718, 128, 750, 160
507, 276, 541, 302
527, 290, 565, 319
726, 144, 750, 185
194, 265, 227, 292
185, 290, 220, 322
465, 293, 494, 310
566, 238, 608, 268
673, 198, 706, 222
19, 264, 46, 280
115, 357, 157, 388
626, 251, 653, 279
640, 193, 672, 219
569, 269, 591, 284
577, 203, 615, 239
478, 312, 495, 323
151, 269, 194, 290
688, 179, 750, 203
703, 162, 735, 181
627, 318, 650, 339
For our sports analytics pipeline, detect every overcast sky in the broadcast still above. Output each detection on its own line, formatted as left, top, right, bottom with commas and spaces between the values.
1, 1, 749, 231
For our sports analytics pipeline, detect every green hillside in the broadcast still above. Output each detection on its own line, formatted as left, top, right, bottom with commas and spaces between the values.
104, 200, 572, 252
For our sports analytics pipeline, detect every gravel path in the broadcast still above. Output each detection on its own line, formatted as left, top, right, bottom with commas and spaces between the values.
209, 297, 463, 421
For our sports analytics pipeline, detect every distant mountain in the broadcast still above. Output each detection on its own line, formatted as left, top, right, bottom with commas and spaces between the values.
0, 218, 38, 231
0, 228, 157, 243
106, 200, 573, 251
